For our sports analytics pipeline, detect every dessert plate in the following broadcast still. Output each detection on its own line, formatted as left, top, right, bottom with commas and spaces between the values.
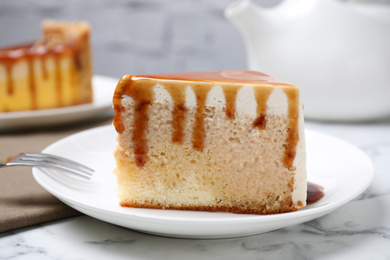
32, 126, 374, 239
0, 75, 118, 131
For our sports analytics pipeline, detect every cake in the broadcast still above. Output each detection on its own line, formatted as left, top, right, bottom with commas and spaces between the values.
113, 70, 307, 214
0, 20, 93, 112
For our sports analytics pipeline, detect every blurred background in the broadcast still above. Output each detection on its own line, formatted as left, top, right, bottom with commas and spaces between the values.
0, 0, 388, 79
1, 0, 389, 121
0, 0, 275, 79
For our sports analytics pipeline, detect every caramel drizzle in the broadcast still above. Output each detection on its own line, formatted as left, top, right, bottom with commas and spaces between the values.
113, 73, 300, 169
54, 53, 62, 106
0, 44, 81, 111
253, 87, 273, 129
113, 76, 155, 167
163, 84, 187, 144
283, 88, 300, 169
5, 64, 13, 95
27, 58, 37, 110
40, 55, 48, 79
307, 182, 324, 205
191, 84, 213, 150
222, 85, 240, 119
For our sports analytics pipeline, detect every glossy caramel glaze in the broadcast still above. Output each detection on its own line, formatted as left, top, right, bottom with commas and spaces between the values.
163, 84, 187, 144
283, 88, 300, 169
0, 43, 81, 111
113, 70, 300, 168
1, 21, 94, 113
131, 70, 291, 85
253, 86, 274, 130
191, 83, 214, 151
307, 182, 324, 205
222, 85, 240, 119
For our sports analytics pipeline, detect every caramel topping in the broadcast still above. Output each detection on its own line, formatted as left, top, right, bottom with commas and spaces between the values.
113, 71, 300, 169
113, 76, 155, 167
253, 86, 273, 129
191, 84, 213, 150
0, 43, 81, 111
132, 70, 292, 86
54, 53, 62, 106
163, 84, 187, 144
40, 55, 49, 79
5, 64, 13, 95
27, 58, 37, 110
283, 88, 300, 169
307, 182, 324, 205
222, 85, 240, 119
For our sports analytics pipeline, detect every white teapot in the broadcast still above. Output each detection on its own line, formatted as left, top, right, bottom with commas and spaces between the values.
225, 0, 390, 121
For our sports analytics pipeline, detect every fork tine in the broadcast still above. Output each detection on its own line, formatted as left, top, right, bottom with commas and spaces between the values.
19, 156, 93, 176
2, 152, 94, 180
24, 152, 94, 174
5, 161, 92, 180
33, 162, 92, 179
24, 152, 94, 172
20, 157, 93, 177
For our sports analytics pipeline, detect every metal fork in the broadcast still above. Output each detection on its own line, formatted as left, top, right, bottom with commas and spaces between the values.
1, 152, 94, 179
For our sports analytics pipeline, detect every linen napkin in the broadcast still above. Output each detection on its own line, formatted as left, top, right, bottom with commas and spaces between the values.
0, 117, 113, 233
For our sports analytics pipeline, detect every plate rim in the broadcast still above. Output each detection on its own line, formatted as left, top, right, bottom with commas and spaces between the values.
32, 125, 374, 236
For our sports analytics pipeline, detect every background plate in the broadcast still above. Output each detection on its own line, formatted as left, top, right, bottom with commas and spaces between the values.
33, 126, 374, 239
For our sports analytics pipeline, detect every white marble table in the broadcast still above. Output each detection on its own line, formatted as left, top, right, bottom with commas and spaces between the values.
1, 120, 390, 260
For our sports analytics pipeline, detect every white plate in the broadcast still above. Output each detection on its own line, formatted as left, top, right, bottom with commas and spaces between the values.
32, 126, 374, 239
0, 75, 118, 131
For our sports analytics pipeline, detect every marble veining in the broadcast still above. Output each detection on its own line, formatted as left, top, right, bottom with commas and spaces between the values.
1, 120, 390, 260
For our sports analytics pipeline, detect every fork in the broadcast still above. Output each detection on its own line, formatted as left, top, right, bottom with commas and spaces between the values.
1, 152, 94, 179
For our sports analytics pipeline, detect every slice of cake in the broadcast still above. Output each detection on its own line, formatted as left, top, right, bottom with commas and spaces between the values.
113, 70, 306, 214
0, 20, 93, 112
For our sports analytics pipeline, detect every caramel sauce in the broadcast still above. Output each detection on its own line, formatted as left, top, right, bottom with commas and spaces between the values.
113, 71, 299, 168
283, 88, 300, 169
134, 70, 290, 85
191, 84, 214, 150
222, 85, 240, 119
0, 43, 81, 111
5, 64, 13, 95
40, 55, 49, 79
163, 84, 187, 144
54, 52, 62, 106
253, 87, 273, 130
113, 76, 156, 167
307, 182, 324, 205
27, 58, 37, 110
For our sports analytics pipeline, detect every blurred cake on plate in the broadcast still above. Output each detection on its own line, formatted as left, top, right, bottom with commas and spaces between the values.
0, 20, 93, 112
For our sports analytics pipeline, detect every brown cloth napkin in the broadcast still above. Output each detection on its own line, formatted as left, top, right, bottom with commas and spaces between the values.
0, 117, 113, 233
